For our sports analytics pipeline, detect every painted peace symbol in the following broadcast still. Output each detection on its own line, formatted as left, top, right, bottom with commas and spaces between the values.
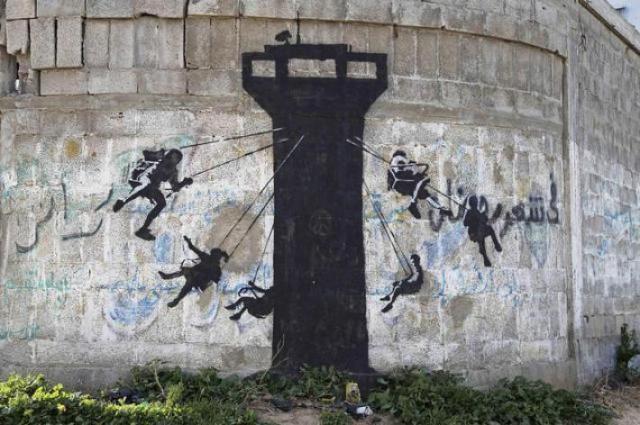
309, 209, 333, 236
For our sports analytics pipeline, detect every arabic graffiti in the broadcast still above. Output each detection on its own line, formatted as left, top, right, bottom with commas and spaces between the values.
0, 324, 39, 342
501, 173, 560, 236
15, 197, 55, 253
423, 175, 560, 238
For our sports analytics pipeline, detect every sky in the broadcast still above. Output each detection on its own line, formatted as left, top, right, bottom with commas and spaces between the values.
607, 0, 640, 29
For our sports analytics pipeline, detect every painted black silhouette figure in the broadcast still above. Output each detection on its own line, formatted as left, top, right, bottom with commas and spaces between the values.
387, 150, 451, 219
380, 254, 424, 313
225, 281, 274, 320
113, 148, 193, 241
463, 195, 502, 267
159, 236, 229, 308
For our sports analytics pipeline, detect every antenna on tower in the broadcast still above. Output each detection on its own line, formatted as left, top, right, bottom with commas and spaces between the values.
296, 11, 301, 44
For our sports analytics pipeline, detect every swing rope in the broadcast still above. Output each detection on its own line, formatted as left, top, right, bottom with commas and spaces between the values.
346, 138, 468, 210
251, 222, 275, 284
362, 180, 412, 276
229, 193, 274, 258
181, 128, 285, 150
217, 134, 306, 249
190, 138, 289, 178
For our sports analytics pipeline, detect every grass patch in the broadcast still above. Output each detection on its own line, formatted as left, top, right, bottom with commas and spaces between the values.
0, 364, 613, 425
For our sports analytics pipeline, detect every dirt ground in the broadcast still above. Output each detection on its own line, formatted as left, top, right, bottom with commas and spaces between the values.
251, 385, 640, 425
250, 399, 400, 425
594, 382, 640, 425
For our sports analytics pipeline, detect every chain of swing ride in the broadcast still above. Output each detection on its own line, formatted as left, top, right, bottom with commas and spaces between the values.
345, 137, 469, 277
176, 129, 466, 280
180, 129, 306, 278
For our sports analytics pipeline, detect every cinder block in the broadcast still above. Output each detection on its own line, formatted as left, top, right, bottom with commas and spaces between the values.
393, 27, 415, 76
84, 20, 110, 67
134, 17, 159, 68
296, 0, 346, 21
158, 19, 184, 69
485, 12, 518, 41
138, 70, 186, 94
135, 0, 187, 18
186, 17, 211, 69
89, 69, 137, 94
392, 0, 441, 27
550, 56, 563, 100
459, 35, 480, 83
187, 69, 237, 95
479, 38, 497, 86
86, 0, 134, 18
346, 0, 391, 23
29, 18, 55, 69
6, 0, 36, 20
449, 7, 486, 34
109, 20, 135, 69
512, 46, 530, 91
37, 0, 85, 17
0, 16, 6, 46
40, 69, 88, 95
241, 0, 297, 19
494, 40, 512, 87
210, 18, 236, 70
438, 32, 459, 80
0, 49, 16, 94
56, 17, 83, 68
528, 48, 545, 95
187, 0, 237, 16
417, 30, 437, 78
6, 19, 29, 55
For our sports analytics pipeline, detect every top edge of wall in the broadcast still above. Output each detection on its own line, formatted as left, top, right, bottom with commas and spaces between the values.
579, 0, 640, 54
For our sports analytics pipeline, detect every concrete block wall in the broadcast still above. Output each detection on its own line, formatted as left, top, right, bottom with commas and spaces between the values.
570, 4, 640, 383
0, 0, 637, 389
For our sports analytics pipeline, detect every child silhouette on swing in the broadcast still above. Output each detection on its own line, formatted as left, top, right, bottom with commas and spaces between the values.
380, 254, 424, 313
387, 150, 451, 219
113, 148, 193, 241
463, 195, 502, 267
159, 235, 229, 308
225, 281, 274, 320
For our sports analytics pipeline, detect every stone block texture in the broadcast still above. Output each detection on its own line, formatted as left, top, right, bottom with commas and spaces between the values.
37, 0, 85, 17
40, 69, 87, 94
135, 0, 187, 18
86, 0, 134, 18
0, 0, 637, 392
6, 19, 29, 55
29, 17, 55, 69
56, 17, 83, 68
6, 0, 35, 20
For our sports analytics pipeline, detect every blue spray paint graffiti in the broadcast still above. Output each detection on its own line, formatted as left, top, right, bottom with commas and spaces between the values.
154, 233, 173, 263
422, 224, 467, 269
433, 267, 522, 307
102, 272, 180, 334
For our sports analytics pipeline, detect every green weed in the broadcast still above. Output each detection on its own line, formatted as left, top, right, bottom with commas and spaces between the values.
368, 368, 613, 425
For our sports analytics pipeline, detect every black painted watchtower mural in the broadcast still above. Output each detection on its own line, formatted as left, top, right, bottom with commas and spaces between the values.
243, 40, 387, 373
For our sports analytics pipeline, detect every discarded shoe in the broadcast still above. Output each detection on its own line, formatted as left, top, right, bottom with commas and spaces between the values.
345, 403, 373, 419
